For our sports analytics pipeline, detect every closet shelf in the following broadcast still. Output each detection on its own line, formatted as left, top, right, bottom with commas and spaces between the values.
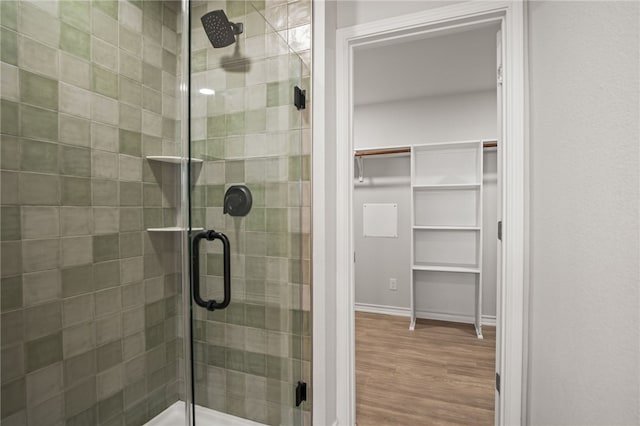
146, 156, 204, 164
147, 227, 204, 232
413, 263, 480, 274
413, 183, 480, 190
412, 139, 497, 149
413, 226, 480, 231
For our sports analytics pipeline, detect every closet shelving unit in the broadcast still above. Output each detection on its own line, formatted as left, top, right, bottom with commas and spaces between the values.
410, 140, 485, 338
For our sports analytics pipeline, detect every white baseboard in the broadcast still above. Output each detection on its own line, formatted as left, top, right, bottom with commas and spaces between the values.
354, 302, 497, 326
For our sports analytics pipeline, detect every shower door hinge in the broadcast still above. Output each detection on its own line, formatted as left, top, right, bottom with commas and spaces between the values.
498, 221, 503, 241
295, 381, 307, 406
294, 86, 306, 110
496, 373, 501, 393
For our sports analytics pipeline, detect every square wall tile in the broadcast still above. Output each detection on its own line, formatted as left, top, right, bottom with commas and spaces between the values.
59, 114, 91, 147
60, 22, 90, 60
63, 294, 94, 327
21, 139, 59, 174
60, 52, 90, 89
60, 0, 90, 31
61, 236, 93, 266
24, 332, 63, 373
93, 234, 120, 262
20, 70, 58, 110
60, 146, 91, 177
23, 269, 61, 306
22, 239, 59, 272
61, 177, 91, 206
59, 83, 92, 118
19, 172, 60, 205
20, 105, 58, 142
22, 206, 60, 239
93, 260, 120, 291
61, 207, 92, 236
24, 301, 62, 340
63, 322, 95, 358
61, 264, 93, 298
92, 65, 119, 99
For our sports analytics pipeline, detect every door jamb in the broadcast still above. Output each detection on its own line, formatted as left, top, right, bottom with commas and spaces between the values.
333, 2, 527, 425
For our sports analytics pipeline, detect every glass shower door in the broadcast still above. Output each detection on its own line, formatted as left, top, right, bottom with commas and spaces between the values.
187, 2, 309, 425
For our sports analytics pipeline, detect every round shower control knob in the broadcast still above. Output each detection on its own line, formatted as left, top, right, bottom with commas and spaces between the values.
223, 185, 253, 217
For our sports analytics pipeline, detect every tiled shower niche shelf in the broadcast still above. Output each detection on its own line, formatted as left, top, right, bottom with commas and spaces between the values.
147, 227, 204, 232
146, 156, 204, 164
144, 156, 204, 233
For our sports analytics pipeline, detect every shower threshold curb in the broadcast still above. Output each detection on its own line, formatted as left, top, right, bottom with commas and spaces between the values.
145, 401, 265, 426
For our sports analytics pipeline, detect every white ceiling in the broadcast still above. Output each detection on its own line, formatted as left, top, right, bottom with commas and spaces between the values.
354, 24, 500, 106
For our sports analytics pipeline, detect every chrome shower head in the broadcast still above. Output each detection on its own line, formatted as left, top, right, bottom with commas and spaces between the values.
201, 10, 244, 49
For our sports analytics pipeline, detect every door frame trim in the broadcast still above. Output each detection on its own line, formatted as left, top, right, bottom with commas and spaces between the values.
332, 2, 527, 425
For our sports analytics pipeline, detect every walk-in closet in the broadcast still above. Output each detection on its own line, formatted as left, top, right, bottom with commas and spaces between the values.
352, 22, 501, 424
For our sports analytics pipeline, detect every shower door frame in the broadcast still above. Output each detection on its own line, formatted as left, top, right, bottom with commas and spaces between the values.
326, 1, 527, 425
178, 0, 194, 425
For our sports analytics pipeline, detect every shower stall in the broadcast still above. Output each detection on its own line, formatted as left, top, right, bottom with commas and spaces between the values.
0, 0, 311, 425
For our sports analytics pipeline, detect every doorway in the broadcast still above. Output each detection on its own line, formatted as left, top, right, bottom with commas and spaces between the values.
331, 2, 526, 425
352, 21, 500, 424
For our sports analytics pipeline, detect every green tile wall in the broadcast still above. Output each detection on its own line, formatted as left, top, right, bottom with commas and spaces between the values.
0, 1, 183, 425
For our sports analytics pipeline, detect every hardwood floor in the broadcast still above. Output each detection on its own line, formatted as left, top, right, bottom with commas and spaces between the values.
356, 312, 496, 426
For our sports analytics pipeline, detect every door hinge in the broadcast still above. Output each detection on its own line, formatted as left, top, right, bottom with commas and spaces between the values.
294, 86, 306, 110
295, 381, 307, 406
498, 221, 503, 241
497, 65, 503, 85
496, 373, 501, 393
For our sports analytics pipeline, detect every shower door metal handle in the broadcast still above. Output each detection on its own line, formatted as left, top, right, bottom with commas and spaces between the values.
192, 230, 231, 311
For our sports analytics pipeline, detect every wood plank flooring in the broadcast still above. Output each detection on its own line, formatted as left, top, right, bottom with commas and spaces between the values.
356, 312, 496, 426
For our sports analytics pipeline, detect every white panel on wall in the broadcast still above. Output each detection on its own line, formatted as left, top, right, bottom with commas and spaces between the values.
363, 203, 398, 237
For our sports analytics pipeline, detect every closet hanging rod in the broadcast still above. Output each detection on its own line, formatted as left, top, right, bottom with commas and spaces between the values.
354, 148, 411, 157
354, 141, 498, 158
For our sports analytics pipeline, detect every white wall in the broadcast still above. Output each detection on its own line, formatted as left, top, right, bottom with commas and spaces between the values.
354, 91, 497, 149
337, 0, 463, 28
354, 156, 412, 309
527, 1, 640, 424
353, 92, 498, 320
317, 1, 640, 424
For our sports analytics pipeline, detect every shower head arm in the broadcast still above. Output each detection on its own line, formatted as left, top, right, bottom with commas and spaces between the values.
230, 21, 243, 35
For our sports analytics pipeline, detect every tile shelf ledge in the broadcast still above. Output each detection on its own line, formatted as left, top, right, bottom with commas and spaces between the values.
146, 156, 204, 164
